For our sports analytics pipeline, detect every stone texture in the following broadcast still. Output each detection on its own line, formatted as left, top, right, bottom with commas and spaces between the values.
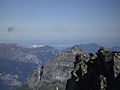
66, 48, 120, 90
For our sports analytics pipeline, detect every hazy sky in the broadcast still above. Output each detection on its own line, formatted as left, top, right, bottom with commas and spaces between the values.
0, 0, 120, 46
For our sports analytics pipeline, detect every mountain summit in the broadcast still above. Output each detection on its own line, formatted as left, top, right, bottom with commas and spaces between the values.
66, 48, 120, 90
26, 45, 84, 90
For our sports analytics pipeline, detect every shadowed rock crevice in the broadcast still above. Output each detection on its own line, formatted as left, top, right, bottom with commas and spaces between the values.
66, 48, 120, 90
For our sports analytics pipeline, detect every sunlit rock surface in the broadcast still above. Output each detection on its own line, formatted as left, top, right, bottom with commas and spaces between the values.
26, 45, 84, 90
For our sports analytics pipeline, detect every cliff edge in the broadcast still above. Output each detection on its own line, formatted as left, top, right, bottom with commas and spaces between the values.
66, 48, 120, 90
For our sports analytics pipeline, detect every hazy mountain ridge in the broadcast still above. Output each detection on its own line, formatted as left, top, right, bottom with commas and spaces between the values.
79, 43, 102, 53
27, 45, 58, 64
0, 43, 41, 90
30, 43, 120, 53
0, 43, 40, 64
109, 46, 120, 52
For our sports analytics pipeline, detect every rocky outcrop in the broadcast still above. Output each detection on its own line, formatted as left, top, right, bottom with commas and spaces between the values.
66, 48, 120, 90
26, 45, 84, 90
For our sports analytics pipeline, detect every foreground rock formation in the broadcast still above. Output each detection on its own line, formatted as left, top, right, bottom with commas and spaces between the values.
66, 48, 120, 90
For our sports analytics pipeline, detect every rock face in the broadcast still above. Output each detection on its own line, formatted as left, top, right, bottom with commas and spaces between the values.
66, 48, 120, 90
26, 45, 84, 90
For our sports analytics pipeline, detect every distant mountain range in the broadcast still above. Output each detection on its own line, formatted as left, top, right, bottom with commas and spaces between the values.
0, 44, 40, 64
79, 43, 120, 53
30, 43, 120, 53
0, 43, 59, 90
0, 43, 120, 90
27, 45, 58, 64
0, 44, 41, 90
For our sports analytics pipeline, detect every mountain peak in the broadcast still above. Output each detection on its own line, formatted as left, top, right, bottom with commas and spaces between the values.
70, 45, 81, 50
66, 48, 120, 90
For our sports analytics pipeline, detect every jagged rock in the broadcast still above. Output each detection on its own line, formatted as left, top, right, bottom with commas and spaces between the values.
66, 48, 120, 90
99, 75, 107, 90
113, 52, 120, 78
27, 69, 40, 90
72, 54, 88, 81
26, 45, 84, 90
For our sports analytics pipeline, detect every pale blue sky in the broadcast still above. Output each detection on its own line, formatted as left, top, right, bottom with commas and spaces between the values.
0, 0, 120, 46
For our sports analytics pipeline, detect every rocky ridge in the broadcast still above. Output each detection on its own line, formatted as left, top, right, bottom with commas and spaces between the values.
15, 45, 120, 90
0, 43, 41, 90
0, 43, 40, 64
25, 45, 84, 90
66, 48, 120, 90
